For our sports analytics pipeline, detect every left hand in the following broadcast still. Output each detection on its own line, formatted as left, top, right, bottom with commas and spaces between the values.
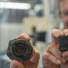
10, 33, 40, 68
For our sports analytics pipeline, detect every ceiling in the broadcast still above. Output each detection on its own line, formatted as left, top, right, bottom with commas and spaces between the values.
0, 0, 36, 3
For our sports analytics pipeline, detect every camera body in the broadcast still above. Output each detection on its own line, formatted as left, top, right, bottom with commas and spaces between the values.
59, 36, 68, 51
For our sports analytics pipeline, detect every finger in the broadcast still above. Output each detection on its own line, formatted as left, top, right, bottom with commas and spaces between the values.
62, 51, 68, 62
10, 60, 25, 68
46, 44, 62, 61
30, 49, 40, 63
10, 61, 17, 68
42, 52, 61, 65
51, 29, 64, 45
16, 33, 31, 41
63, 29, 68, 36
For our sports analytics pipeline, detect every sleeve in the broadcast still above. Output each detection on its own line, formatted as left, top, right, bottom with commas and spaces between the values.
0, 59, 10, 68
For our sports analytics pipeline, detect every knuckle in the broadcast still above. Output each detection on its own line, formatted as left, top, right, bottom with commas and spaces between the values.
46, 44, 54, 52
51, 29, 62, 35
63, 29, 68, 34
62, 51, 68, 58
43, 53, 49, 59
35, 50, 40, 59
63, 29, 68, 32
51, 29, 57, 34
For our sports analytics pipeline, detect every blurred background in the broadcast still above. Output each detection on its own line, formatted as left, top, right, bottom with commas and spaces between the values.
0, 0, 63, 68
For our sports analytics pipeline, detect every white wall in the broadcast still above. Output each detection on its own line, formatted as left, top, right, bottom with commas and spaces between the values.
0, 23, 23, 51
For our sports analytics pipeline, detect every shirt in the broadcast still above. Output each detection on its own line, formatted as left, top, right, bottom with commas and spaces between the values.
0, 59, 10, 68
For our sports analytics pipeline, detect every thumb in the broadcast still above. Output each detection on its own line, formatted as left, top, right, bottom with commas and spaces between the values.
10, 60, 24, 68
51, 29, 64, 46
30, 49, 40, 63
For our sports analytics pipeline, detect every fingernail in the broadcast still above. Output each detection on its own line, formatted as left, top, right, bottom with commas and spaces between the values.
56, 60, 61, 64
12, 61, 18, 68
56, 33, 61, 37
61, 58, 66, 63
65, 33, 68, 36
30, 53, 38, 63
56, 32, 63, 37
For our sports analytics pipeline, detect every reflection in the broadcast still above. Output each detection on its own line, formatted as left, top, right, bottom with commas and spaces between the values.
0, 2, 31, 23
0, 2, 31, 10
0, 1, 43, 23
0, 9, 29, 23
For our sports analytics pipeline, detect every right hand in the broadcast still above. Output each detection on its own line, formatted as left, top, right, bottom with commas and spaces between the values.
42, 29, 66, 68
